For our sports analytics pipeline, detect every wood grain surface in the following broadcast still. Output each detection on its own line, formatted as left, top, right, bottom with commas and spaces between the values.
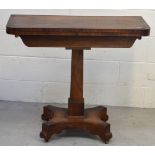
6, 15, 150, 37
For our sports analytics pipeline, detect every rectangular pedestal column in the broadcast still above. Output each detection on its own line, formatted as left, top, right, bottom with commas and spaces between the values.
68, 49, 84, 116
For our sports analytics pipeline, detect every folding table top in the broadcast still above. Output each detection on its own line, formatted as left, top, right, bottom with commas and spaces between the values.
6, 15, 150, 37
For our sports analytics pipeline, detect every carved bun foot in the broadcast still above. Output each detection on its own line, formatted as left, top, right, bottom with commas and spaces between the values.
40, 105, 112, 143
41, 105, 67, 121
40, 131, 50, 142
99, 130, 112, 144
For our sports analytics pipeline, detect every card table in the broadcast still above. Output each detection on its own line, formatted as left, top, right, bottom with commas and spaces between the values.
6, 15, 150, 143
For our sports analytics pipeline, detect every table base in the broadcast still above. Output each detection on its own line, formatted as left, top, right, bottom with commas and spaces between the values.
40, 105, 112, 144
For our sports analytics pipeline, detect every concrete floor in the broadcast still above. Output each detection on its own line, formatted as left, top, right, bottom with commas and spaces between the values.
0, 100, 155, 146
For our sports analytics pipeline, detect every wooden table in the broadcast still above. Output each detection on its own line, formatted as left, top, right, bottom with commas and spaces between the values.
6, 15, 150, 143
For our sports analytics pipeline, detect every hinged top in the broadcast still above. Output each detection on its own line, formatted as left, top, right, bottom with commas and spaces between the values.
6, 15, 150, 37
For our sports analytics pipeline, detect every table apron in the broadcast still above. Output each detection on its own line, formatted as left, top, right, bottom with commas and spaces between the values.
20, 35, 138, 48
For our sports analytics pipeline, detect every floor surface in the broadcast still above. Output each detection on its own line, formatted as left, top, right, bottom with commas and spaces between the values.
0, 101, 155, 146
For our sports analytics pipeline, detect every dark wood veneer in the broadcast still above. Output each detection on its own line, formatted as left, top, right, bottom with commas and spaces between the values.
6, 15, 150, 144
7, 15, 150, 37
20, 35, 137, 48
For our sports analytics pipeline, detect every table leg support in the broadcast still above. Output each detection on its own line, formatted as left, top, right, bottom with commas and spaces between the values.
68, 49, 84, 116
40, 105, 112, 143
40, 48, 112, 143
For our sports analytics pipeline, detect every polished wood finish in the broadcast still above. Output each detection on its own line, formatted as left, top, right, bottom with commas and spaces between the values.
6, 15, 150, 144
19, 36, 137, 48
68, 49, 84, 116
40, 105, 111, 143
7, 15, 150, 37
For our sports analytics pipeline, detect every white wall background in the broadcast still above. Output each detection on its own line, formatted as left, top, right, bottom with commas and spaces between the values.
0, 9, 155, 108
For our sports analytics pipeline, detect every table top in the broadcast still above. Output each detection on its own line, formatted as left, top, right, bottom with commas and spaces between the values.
6, 15, 150, 37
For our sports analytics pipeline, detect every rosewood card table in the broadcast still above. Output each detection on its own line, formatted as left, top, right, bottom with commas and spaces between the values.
6, 15, 150, 143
